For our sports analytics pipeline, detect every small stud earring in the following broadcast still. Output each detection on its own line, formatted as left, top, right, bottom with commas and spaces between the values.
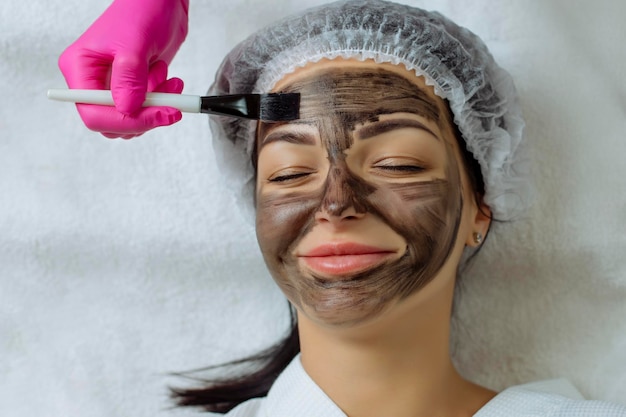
473, 232, 483, 245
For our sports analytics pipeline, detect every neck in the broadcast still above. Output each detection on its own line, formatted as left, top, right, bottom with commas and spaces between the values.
297, 278, 495, 417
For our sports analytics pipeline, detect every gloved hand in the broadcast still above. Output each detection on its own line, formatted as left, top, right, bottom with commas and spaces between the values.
58, 0, 190, 138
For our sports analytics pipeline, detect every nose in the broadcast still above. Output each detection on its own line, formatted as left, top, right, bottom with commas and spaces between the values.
315, 164, 367, 224
315, 203, 365, 224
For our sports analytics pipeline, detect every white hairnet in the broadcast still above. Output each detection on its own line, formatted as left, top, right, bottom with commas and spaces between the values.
209, 0, 532, 222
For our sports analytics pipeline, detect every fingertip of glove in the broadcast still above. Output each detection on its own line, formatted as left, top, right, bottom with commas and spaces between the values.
166, 110, 183, 125
154, 109, 183, 127
170, 78, 185, 94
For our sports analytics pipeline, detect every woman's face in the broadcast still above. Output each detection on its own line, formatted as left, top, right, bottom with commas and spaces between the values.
255, 59, 480, 327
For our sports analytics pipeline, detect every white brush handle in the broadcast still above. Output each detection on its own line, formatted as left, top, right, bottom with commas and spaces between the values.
47, 89, 201, 113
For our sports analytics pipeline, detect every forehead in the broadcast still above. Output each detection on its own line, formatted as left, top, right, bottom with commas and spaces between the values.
260, 59, 451, 136
274, 59, 447, 123
272, 58, 437, 95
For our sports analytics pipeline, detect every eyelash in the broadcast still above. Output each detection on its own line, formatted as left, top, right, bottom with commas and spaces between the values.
268, 172, 312, 183
374, 164, 425, 172
372, 159, 426, 174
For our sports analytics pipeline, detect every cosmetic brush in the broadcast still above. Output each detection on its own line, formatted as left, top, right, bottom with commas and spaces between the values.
47, 89, 300, 122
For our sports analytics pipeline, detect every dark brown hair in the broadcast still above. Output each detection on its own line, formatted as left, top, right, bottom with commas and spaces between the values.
170, 306, 299, 413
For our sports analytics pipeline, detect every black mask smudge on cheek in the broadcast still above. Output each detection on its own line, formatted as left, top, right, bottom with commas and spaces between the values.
255, 68, 464, 326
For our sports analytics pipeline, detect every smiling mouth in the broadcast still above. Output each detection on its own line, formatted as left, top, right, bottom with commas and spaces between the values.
298, 243, 397, 277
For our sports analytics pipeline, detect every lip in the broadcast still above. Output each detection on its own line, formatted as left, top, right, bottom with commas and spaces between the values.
298, 242, 397, 276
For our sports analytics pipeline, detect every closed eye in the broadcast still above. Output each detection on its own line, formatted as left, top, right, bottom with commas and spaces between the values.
368, 156, 429, 179
372, 158, 426, 172
374, 164, 425, 172
268, 171, 313, 183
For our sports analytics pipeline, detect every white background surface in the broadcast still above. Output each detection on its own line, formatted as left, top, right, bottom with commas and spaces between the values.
1, 1, 625, 416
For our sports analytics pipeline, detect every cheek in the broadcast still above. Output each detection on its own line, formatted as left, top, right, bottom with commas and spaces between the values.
255, 189, 320, 260
371, 179, 459, 246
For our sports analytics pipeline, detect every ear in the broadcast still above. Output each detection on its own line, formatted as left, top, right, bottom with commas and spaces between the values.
465, 200, 492, 247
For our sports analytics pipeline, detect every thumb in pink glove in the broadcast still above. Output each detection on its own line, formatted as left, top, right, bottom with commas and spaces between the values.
58, 0, 189, 138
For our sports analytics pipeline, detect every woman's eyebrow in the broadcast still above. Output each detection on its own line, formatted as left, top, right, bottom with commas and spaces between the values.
356, 118, 439, 141
260, 129, 317, 148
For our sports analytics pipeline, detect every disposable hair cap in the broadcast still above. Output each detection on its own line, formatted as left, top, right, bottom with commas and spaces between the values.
209, 0, 533, 222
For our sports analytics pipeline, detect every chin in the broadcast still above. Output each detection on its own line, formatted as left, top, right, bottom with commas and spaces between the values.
293, 282, 397, 328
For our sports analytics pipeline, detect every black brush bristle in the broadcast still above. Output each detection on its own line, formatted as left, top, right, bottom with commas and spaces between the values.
200, 94, 300, 122
259, 93, 300, 122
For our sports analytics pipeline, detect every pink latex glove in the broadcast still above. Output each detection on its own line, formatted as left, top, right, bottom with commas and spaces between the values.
59, 0, 190, 139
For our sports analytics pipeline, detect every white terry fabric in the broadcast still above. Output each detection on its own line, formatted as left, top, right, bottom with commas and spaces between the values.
224, 355, 626, 417
475, 383, 626, 417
